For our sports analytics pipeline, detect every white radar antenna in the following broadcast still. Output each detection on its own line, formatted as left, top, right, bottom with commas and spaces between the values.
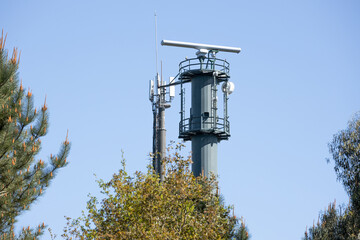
161, 40, 241, 58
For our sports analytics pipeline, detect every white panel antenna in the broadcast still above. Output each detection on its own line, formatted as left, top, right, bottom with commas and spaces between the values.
169, 77, 175, 98
149, 80, 154, 101
156, 74, 161, 95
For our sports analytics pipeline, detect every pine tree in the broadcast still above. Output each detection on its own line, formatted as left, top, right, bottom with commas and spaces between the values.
233, 217, 251, 240
0, 31, 71, 239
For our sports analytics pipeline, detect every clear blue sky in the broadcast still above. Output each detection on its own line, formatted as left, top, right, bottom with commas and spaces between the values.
1, 1, 360, 239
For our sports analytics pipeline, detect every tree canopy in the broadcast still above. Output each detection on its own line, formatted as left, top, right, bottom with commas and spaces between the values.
304, 113, 360, 240
0, 31, 70, 240
62, 145, 249, 240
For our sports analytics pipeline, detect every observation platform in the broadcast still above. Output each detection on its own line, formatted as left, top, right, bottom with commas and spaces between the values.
177, 56, 231, 141
179, 116, 230, 141
178, 57, 230, 82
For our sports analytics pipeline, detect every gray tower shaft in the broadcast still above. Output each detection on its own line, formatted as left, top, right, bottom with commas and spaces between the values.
190, 75, 218, 177
192, 135, 218, 177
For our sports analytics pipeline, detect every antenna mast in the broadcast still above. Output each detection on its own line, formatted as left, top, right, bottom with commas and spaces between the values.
150, 13, 172, 182
152, 12, 158, 175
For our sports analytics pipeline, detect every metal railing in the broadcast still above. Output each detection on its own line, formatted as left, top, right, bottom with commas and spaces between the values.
179, 116, 230, 136
179, 58, 230, 75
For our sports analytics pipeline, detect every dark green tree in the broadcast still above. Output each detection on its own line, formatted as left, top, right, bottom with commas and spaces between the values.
62, 145, 249, 240
304, 113, 360, 240
0, 32, 71, 239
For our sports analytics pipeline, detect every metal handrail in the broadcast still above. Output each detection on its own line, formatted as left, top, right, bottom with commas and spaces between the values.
178, 58, 230, 75
179, 116, 230, 134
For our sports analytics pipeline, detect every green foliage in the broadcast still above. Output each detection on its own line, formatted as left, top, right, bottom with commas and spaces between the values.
232, 217, 250, 240
329, 113, 360, 218
0, 32, 71, 239
62, 145, 249, 240
304, 113, 360, 240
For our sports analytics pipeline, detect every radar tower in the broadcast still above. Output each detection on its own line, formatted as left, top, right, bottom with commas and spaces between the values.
160, 40, 240, 177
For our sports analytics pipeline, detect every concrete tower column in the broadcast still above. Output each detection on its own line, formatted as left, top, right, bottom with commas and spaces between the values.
190, 75, 218, 177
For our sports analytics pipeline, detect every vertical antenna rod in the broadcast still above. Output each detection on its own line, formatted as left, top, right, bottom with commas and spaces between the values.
154, 11, 158, 74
